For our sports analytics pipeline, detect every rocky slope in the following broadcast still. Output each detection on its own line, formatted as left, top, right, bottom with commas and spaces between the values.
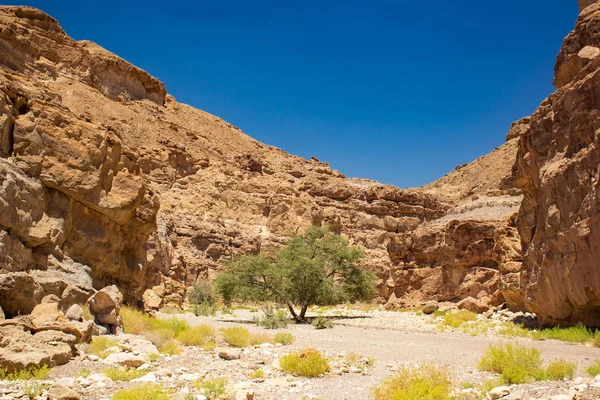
6, 1, 589, 328
516, 1, 600, 327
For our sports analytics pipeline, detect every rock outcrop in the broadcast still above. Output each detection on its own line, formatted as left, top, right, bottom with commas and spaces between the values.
515, 2, 600, 326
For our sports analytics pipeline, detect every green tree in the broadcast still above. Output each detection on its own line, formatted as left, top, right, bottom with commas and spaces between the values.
214, 226, 375, 322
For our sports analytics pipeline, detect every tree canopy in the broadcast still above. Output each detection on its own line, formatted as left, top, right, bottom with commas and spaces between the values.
214, 226, 375, 322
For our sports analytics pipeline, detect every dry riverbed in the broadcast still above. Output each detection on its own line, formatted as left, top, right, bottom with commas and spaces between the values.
2, 308, 600, 400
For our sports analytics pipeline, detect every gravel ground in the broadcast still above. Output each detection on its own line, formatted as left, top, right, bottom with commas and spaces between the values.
3, 308, 600, 400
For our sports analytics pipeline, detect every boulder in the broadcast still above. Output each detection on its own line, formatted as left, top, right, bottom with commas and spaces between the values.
30, 302, 92, 343
457, 297, 488, 314
0, 272, 43, 317
104, 352, 145, 368
87, 286, 123, 326
48, 384, 80, 400
0, 325, 75, 372
218, 349, 241, 360
65, 304, 83, 321
142, 289, 162, 314
422, 301, 439, 315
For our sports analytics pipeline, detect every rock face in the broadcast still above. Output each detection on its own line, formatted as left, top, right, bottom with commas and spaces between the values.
579, 0, 598, 11
516, 2, 600, 326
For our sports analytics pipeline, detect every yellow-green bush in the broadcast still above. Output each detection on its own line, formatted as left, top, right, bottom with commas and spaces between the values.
221, 327, 251, 348
478, 343, 543, 384
112, 384, 170, 400
195, 377, 229, 399
586, 359, 600, 376
372, 365, 452, 400
545, 358, 576, 380
82, 336, 118, 359
103, 367, 146, 382
274, 332, 295, 345
541, 324, 592, 343
249, 369, 265, 379
279, 348, 329, 377
249, 332, 273, 346
0, 365, 50, 380
441, 310, 477, 328
176, 325, 216, 346
160, 339, 183, 355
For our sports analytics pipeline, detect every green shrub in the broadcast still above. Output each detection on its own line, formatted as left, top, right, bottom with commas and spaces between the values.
540, 324, 592, 343
372, 365, 452, 400
121, 306, 189, 340
545, 358, 576, 380
312, 316, 333, 329
441, 310, 477, 328
160, 339, 183, 355
112, 384, 170, 400
203, 340, 217, 351
121, 307, 153, 335
593, 331, 600, 347
0, 365, 51, 380
274, 332, 296, 345
188, 281, 216, 306
586, 359, 600, 376
478, 343, 543, 384
254, 306, 289, 329
249, 369, 265, 379
193, 302, 217, 317
83, 336, 118, 359
176, 325, 216, 346
279, 348, 330, 377
196, 377, 229, 399
23, 382, 44, 399
150, 318, 189, 336
103, 367, 146, 382
221, 327, 251, 347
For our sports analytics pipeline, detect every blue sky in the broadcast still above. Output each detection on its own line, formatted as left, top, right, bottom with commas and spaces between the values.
5, 1, 578, 187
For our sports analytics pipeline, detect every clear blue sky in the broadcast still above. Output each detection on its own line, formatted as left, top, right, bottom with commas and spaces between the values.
5, 1, 579, 187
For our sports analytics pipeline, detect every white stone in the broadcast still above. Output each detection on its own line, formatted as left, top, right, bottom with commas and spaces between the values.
104, 352, 145, 368
132, 372, 157, 383
489, 386, 511, 400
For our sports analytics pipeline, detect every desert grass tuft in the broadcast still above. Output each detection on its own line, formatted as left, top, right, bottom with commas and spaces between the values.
279, 348, 330, 377
372, 365, 452, 400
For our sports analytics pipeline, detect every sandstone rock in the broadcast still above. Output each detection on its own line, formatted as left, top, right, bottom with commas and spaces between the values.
0, 272, 43, 317
30, 302, 92, 344
104, 352, 145, 368
457, 297, 488, 314
65, 304, 83, 321
488, 386, 511, 400
219, 349, 241, 360
0, 325, 75, 371
87, 286, 123, 326
580, 0, 598, 11
516, 3, 600, 326
48, 384, 80, 400
422, 301, 439, 315
142, 289, 162, 314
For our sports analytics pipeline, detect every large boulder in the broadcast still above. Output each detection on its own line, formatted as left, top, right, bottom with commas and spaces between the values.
0, 272, 43, 317
142, 288, 162, 314
30, 302, 93, 343
0, 324, 75, 372
87, 286, 123, 330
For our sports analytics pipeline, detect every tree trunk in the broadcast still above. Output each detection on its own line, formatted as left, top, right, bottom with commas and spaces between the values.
288, 305, 301, 322
299, 305, 308, 321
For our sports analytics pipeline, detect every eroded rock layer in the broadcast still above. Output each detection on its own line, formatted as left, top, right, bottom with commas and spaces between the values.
0, 6, 521, 315
516, 3, 600, 326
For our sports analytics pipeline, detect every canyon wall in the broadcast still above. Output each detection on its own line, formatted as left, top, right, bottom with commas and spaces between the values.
516, 2, 600, 326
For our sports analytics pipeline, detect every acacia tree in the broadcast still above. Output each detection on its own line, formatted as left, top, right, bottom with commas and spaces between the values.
214, 226, 375, 322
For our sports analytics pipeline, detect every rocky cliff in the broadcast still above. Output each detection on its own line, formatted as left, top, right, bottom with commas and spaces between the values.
516, 2, 600, 327
0, 6, 522, 318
